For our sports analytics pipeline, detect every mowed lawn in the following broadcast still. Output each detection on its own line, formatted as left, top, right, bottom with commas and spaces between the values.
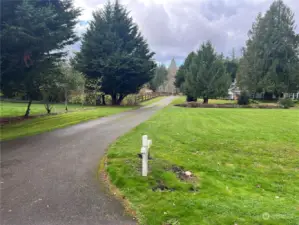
0, 101, 95, 117
1, 106, 134, 141
171, 96, 237, 105
106, 106, 299, 225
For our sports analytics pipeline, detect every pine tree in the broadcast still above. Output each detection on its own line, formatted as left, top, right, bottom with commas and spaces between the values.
174, 52, 197, 101
175, 52, 196, 91
75, 1, 156, 105
224, 49, 239, 82
238, 0, 299, 96
184, 41, 230, 103
149, 64, 168, 92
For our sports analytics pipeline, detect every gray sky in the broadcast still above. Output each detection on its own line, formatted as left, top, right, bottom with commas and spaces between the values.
72, 0, 299, 66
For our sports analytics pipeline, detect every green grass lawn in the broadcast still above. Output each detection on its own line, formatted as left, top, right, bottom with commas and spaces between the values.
172, 96, 237, 105
106, 107, 299, 225
0, 106, 134, 141
140, 96, 166, 106
0, 101, 95, 117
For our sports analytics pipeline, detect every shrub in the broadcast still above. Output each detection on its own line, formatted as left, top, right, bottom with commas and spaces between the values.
238, 92, 250, 105
278, 98, 295, 109
186, 95, 197, 102
249, 99, 259, 104
70, 95, 85, 104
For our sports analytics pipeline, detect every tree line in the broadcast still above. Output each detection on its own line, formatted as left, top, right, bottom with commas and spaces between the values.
175, 0, 299, 103
1, 0, 158, 117
2, 0, 298, 117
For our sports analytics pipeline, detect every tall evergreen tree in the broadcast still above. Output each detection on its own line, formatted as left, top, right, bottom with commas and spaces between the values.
224, 49, 239, 82
1, 0, 81, 116
184, 41, 230, 103
174, 52, 197, 101
75, 1, 156, 105
238, 0, 299, 96
175, 52, 196, 91
149, 64, 168, 92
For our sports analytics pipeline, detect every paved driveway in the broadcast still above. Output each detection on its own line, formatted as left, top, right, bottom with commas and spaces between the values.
0, 96, 176, 225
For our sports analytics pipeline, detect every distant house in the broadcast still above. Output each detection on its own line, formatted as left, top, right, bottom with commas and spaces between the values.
250, 92, 299, 100
228, 79, 241, 100
139, 87, 153, 94
284, 92, 299, 99
228, 79, 299, 100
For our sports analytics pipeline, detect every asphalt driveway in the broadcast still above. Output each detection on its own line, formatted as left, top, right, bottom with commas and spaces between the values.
0, 96, 176, 225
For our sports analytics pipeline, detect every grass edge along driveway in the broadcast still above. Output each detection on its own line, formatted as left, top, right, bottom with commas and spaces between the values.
0, 101, 96, 118
105, 106, 299, 225
0, 106, 134, 141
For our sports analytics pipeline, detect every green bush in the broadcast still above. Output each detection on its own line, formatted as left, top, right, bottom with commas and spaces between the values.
238, 92, 250, 105
278, 98, 295, 109
249, 99, 259, 104
70, 95, 85, 104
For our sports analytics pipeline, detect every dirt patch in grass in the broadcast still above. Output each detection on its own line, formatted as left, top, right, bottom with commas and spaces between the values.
172, 166, 198, 182
152, 180, 176, 192
152, 164, 199, 193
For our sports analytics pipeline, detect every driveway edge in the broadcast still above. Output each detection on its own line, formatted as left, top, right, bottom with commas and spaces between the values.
98, 155, 139, 224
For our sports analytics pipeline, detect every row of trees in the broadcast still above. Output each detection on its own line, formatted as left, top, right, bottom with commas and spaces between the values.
1, 0, 158, 117
175, 0, 299, 102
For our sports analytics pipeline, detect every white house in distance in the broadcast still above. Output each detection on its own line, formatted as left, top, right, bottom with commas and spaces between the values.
228, 79, 299, 100
284, 92, 299, 99
228, 79, 241, 100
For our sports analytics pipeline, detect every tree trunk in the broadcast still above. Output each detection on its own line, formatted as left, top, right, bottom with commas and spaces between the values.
203, 97, 209, 104
117, 94, 125, 105
46, 104, 51, 114
186, 95, 197, 102
101, 94, 106, 105
24, 99, 32, 117
65, 89, 68, 112
111, 94, 117, 105
45, 102, 51, 114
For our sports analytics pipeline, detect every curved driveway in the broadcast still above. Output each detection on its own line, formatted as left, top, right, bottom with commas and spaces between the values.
0, 96, 176, 225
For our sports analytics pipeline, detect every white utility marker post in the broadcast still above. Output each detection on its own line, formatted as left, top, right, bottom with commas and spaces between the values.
141, 135, 152, 176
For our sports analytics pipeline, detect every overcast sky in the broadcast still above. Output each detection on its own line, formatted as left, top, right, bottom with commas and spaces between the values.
72, 0, 299, 66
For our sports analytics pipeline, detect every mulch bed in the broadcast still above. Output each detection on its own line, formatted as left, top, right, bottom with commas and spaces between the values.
175, 102, 280, 109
